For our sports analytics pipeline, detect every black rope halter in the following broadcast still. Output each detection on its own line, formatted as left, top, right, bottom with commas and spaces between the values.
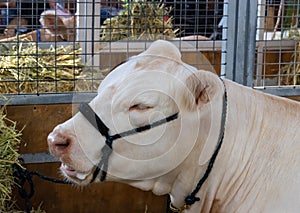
78, 103, 179, 182
169, 78, 228, 212
78, 78, 227, 212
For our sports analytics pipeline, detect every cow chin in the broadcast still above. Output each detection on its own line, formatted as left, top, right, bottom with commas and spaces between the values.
59, 162, 95, 185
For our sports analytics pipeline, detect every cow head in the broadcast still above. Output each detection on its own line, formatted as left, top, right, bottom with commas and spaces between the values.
39, 9, 76, 41
48, 40, 225, 199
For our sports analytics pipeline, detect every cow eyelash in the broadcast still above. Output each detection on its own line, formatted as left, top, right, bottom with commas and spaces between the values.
129, 104, 153, 111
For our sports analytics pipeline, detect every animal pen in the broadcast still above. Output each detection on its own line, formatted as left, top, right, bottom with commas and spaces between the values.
0, 0, 299, 212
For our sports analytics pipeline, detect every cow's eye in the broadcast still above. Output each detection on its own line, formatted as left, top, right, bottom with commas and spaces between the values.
129, 104, 153, 111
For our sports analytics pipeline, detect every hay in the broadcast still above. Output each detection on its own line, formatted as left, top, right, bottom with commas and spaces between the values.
73, 64, 104, 92
0, 102, 21, 212
4, 205, 46, 213
100, 0, 178, 41
281, 41, 300, 85
0, 101, 47, 212
0, 43, 91, 94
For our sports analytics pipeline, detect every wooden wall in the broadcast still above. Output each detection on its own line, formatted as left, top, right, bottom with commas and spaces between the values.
99, 50, 222, 76
98, 43, 296, 82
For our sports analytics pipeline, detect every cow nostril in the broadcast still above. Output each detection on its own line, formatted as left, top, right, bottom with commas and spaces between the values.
56, 137, 70, 147
55, 137, 71, 151
48, 131, 72, 156
65, 138, 70, 147
53, 137, 71, 156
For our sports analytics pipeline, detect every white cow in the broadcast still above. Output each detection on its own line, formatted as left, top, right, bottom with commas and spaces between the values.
48, 40, 300, 212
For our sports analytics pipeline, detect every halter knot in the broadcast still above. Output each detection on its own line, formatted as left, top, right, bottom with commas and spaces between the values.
184, 195, 200, 206
105, 136, 114, 149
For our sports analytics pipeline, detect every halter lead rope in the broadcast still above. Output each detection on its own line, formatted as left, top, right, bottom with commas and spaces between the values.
78, 103, 178, 182
13, 162, 73, 213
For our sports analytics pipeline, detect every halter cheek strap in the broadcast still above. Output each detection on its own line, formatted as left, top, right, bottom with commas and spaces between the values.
78, 103, 179, 182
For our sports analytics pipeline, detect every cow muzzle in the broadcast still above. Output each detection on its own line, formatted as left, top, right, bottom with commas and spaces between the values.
47, 126, 72, 158
47, 125, 94, 183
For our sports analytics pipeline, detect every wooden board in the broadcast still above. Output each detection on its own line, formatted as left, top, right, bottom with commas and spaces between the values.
13, 162, 167, 213
98, 44, 222, 77
6, 104, 75, 153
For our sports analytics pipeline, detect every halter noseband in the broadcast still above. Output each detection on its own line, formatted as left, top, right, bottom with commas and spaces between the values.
78, 103, 179, 182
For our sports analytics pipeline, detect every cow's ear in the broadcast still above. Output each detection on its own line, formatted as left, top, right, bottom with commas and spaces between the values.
181, 72, 214, 111
141, 40, 182, 62
182, 71, 224, 165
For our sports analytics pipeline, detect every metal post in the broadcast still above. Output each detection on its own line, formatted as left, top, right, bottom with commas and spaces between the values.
225, 0, 258, 87
77, 0, 101, 66
221, 0, 228, 79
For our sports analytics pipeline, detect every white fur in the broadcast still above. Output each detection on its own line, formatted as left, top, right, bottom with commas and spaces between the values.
48, 40, 300, 212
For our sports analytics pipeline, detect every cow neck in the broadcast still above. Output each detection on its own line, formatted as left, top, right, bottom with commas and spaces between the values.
170, 78, 228, 212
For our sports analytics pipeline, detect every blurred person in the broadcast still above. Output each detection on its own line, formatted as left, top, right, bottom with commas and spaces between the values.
0, 1, 16, 33
100, 0, 122, 25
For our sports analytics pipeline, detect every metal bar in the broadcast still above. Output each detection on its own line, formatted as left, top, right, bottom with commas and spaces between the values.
1, 92, 97, 106
2, 86, 298, 106
0, 42, 76, 49
221, 0, 228, 78
225, 0, 258, 86
245, 0, 259, 87
20, 152, 59, 164
225, 0, 238, 81
255, 0, 266, 87
255, 87, 300, 96
77, 0, 101, 65
256, 0, 266, 41
235, 0, 248, 84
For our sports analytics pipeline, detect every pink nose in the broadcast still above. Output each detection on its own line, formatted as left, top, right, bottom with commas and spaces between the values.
47, 126, 72, 158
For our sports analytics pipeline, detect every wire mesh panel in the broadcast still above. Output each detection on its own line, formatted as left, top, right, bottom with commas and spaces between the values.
96, 0, 226, 93
0, 0, 82, 96
255, 0, 300, 95
0, 0, 226, 104
88, 0, 226, 88
165, 0, 224, 39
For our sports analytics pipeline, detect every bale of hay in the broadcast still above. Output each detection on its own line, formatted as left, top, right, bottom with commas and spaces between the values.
0, 43, 87, 94
100, 0, 179, 41
0, 102, 46, 213
0, 102, 21, 212
73, 61, 105, 92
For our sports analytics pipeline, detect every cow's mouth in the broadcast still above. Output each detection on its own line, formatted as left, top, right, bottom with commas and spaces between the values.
60, 163, 92, 183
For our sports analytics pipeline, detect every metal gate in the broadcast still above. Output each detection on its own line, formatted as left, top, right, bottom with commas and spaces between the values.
255, 0, 300, 96
0, 0, 299, 103
0, 0, 225, 105
224, 0, 300, 96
